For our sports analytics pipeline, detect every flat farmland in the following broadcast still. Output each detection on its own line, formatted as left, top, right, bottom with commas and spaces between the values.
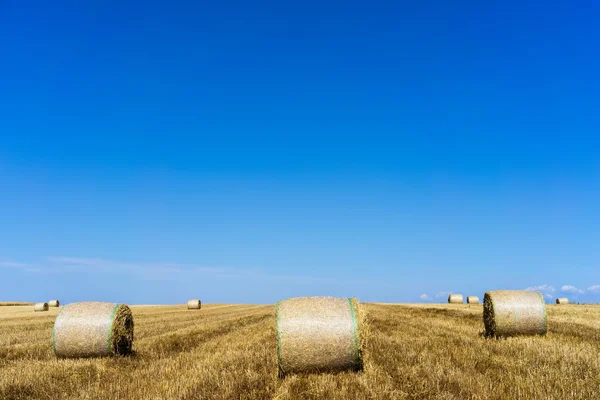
1, 303, 600, 399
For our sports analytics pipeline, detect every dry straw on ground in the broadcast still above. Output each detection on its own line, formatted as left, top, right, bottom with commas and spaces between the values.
187, 300, 202, 309
6, 303, 600, 399
448, 294, 463, 304
53, 302, 134, 358
467, 296, 480, 304
483, 290, 547, 337
276, 296, 364, 377
34, 303, 49, 312
48, 300, 60, 307
556, 298, 569, 305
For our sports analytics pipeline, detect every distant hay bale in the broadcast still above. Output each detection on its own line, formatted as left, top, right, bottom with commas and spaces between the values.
187, 300, 201, 309
276, 296, 364, 377
448, 294, 463, 304
467, 296, 480, 304
34, 302, 49, 312
483, 290, 547, 338
48, 300, 60, 307
556, 297, 569, 305
52, 302, 134, 358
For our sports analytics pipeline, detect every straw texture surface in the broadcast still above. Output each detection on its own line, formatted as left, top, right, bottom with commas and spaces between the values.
187, 300, 202, 309
483, 290, 547, 337
556, 297, 569, 305
467, 296, 480, 304
34, 302, 49, 312
276, 296, 362, 377
448, 294, 463, 304
53, 302, 134, 358
48, 300, 60, 307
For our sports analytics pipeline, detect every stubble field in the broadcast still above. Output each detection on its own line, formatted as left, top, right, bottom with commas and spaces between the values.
1, 302, 600, 399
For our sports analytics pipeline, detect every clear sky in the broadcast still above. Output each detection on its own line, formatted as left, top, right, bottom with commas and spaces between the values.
1, 1, 599, 305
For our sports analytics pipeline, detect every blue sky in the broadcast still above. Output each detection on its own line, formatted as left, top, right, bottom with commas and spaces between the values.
1, 1, 599, 304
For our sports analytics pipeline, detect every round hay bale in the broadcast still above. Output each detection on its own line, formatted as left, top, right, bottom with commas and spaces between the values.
556, 297, 569, 305
52, 302, 134, 358
48, 300, 60, 307
276, 296, 363, 377
34, 302, 49, 312
448, 294, 463, 304
187, 299, 201, 309
483, 290, 547, 338
467, 296, 480, 304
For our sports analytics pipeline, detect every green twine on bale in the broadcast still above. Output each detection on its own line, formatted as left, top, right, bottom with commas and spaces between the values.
51, 306, 65, 355
106, 303, 120, 355
275, 301, 283, 378
347, 298, 361, 370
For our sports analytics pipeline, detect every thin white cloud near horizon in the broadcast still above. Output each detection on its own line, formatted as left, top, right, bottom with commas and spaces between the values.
0, 256, 237, 281
0, 261, 32, 268
0, 261, 42, 273
417, 291, 452, 302
43, 256, 242, 281
3, 255, 405, 291
45, 256, 227, 273
524, 284, 555, 293
524, 284, 556, 300
560, 285, 585, 294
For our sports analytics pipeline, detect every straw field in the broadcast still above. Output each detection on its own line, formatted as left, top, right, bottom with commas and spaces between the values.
1, 303, 600, 399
